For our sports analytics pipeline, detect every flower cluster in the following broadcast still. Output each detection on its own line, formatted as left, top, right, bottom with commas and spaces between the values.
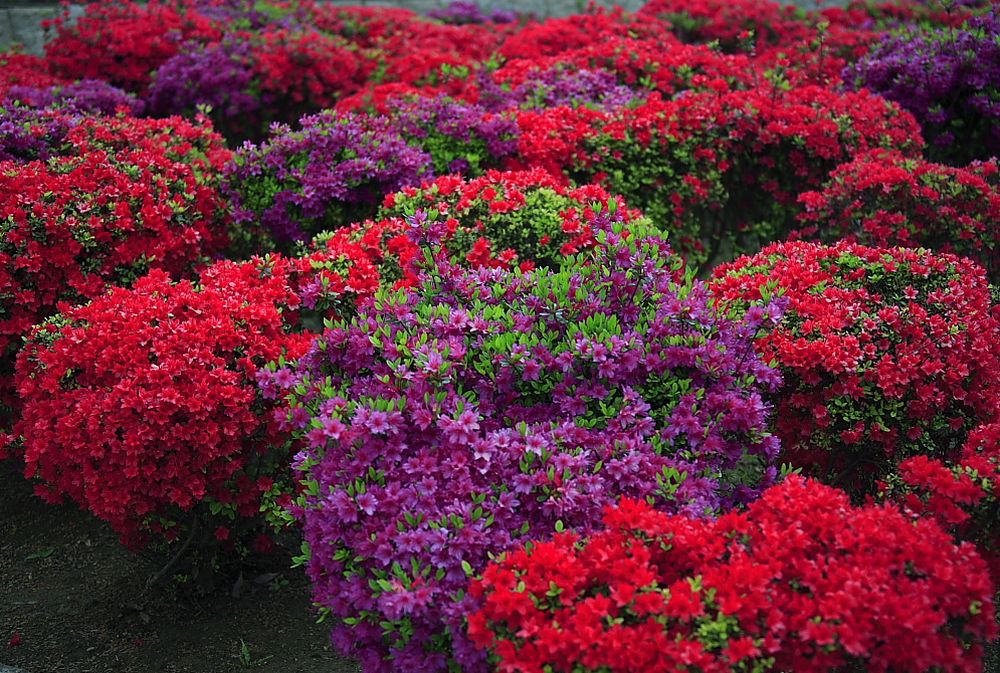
0, 104, 80, 162
43, 0, 221, 94
475, 65, 644, 114
224, 110, 432, 248
146, 38, 260, 137
846, 9, 1000, 164
886, 421, 1000, 582
4, 79, 143, 116
0, 113, 231, 428
267, 225, 782, 672
638, 0, 815, 52
712, 241, 1000, 497
796, 151, 999, 281
497, 8, 676, 62
0, 51, 66, 99
426, 1, 518, 25
148, 29, 371, 141
372, 95, 518, 176
12, 260, 312, 549
469, 475, 998, 673
529, 84, 923, 271
10, 206, 395, 546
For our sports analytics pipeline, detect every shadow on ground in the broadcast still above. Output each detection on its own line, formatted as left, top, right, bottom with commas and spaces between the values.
0, 460, 358, 673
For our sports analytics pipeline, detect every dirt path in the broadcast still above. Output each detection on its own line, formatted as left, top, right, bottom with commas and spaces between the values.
0, 461, 358, 673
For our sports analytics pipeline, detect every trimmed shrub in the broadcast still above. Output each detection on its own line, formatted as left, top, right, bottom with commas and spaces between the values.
265, 224, 783, 672
712, 241, 1000, 496
470, 475, 998, 673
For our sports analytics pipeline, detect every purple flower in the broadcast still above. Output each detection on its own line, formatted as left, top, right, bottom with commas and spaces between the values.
224, 110, 433, 247
272, 221, 782, 672
846, 9, 1000, 164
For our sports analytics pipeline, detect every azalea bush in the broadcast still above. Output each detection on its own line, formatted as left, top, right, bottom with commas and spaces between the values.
846, 8, 1000, 164
43, 0, 221, 94
796, 151, 999, 281
0, 114, 231, 428
4, 79, 143, 116
637, 0, 815, 52
11, 226, 386, 550
224, 110, 431, 249
13, 261, 309, 549
0, 51, 66, 99
712, 241, 1000, 497
148, 28, 371, 141
266, 224, 782, 673
885, 420, 1000, 582
469, 475, 998, 673
530, 84, 924, 271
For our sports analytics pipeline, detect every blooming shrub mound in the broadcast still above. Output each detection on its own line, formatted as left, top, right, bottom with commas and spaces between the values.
224, 110, 432, 249
376, 169, 643, 272
712, 241, 1000, 497
638, 0, 815, 52
887, 420, 1000, 582
11, 228, 386, 548
0, 104, 81, 162
266, 224, 782, 673
310, 169, 649, 292
4, 79, 143, 116
533, 84, 924, 270
796, 151, 999, 281
13, 261, 310, 548
426, 1, 517, 25
474, 65, 644, 114
497, 7, 676, 61
0, 114, 231, 428
0, 51, 66, 99
44, 0, 221, 94
486, 39, 750, 108
374, 96, 519, 176
469, 475, 998, 673
846, 9, 1000, 164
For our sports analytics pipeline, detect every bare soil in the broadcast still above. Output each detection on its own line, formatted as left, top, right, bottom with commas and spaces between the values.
0, 461, 358, 673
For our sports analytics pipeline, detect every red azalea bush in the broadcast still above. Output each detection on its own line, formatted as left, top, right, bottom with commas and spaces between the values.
0, 51, 66, 99
886, 420, 1000, 582
469, 475, 998, 673
44, 0, 221, 94
11, 235, 384, 549
637, 0, 815, 52
711, 241, 1000, 496
309, 4, 419, 47
796, 151, 1000, 281
0, 114, 231, 431
308, 169, 647, 293
370, 20, 505, 97
490, 38, 753, 100
524, 84, 923, 271
497, 8, 676, 62
13, 261, 309, 549
253, 28, 372, 116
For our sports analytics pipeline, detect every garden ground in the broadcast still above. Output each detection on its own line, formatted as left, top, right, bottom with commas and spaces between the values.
0, 460, 357, 673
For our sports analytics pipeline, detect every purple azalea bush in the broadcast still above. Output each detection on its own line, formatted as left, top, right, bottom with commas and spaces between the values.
426, 1, 518, 25
383, 95, 519, 174
223, 110, 432, 247
147, 39, 259, 122
262, 223, 783, 673
0, 104, 80, 161
477, 66, 644, 112
846, 9, 1000, 164
4, 79, 142, 116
